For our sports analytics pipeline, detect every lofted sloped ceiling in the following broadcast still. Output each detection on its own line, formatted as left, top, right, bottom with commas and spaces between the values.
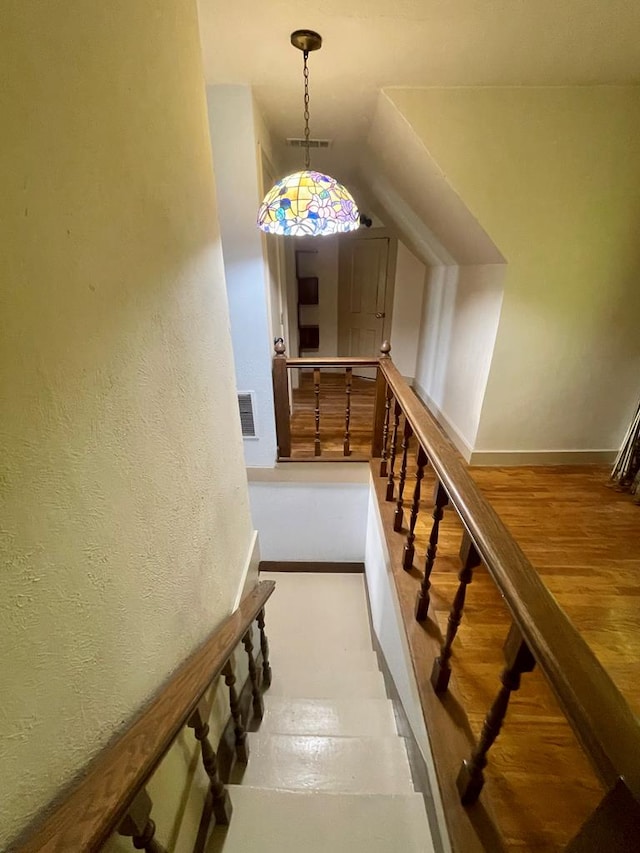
362, 92, 505, 267
198, 0, 640, 180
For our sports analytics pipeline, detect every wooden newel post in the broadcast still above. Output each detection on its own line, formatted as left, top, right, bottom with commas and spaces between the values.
272, 338, 291, 458
372, 341, 391, 458
456, 623, 535, 805
118, 788, 167, 853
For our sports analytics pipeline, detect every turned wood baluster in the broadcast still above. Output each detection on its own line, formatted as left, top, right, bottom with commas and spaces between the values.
118, 788, 167, 853
415, 480, 449, 620
456, 623, 535, 805
222, 657, 249, 763
402, 447, 428, 570
242, 628, 264, 721
257, 608, 272, 688
385, 402, 402, 501
343, 367, 353, 456
430, 532, 482, 693
187, 702, 232, 825
379, 385, 392, 477
313, 368, 321, 456
393, 418, 413, 532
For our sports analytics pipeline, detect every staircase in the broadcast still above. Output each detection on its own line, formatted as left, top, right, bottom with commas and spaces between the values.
209, 572, 436, 852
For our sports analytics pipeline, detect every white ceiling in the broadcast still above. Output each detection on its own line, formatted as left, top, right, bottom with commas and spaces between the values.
198, 0, 640, 176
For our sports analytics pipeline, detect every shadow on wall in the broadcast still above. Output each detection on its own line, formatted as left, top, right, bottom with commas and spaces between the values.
415, 263, 505, 457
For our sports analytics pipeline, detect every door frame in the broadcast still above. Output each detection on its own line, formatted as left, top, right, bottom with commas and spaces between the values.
337, 227, 398, 357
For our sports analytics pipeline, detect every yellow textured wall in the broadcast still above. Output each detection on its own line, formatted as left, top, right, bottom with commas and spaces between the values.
389, 87, 640, 452
0, 1, 254, 846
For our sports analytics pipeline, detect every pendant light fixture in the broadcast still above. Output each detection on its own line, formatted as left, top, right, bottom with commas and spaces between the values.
257, 30, 360, 237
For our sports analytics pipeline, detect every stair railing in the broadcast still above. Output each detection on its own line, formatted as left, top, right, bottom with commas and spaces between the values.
272, 337, 640, 846
272, 337, 390, 460
373, 354, 640, 850
13, 581, 275, 853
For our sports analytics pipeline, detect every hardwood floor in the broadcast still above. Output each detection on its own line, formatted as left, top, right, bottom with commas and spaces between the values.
467, 465, 640, 718
375, 466, 605, 852
380, 460, 640, 851
287, 373, 640, 850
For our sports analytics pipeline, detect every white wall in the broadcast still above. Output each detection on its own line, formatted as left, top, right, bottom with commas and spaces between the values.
364, 483, 450, 853
363, 93, 507, 458
414, 264, 505, 458
388, 86, 640, 462
1, 5, 255, 847
390, 241, 427, 381
247, 465, 370, 562
207, 86, 278, 467
253, 102, 288, 346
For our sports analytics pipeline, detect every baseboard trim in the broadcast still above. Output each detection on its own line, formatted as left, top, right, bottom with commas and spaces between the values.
407, 385, 618, 468
469, 449, 618, 466
260, 560, 365, 574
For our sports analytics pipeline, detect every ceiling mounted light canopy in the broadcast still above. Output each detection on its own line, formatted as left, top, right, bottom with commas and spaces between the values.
257, 30, 360, 237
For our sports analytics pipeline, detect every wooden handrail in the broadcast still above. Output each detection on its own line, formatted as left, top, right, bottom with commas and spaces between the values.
379, 358, 640, 800
285, 356, 381, 367
16, 581, 276, 853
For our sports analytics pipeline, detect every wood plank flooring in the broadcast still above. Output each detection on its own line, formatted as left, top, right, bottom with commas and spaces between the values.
287, 372, 640, 851
375, 464, 623, 852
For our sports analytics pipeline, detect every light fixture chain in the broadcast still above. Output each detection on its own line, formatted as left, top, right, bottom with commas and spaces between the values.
303, 49, 311, 169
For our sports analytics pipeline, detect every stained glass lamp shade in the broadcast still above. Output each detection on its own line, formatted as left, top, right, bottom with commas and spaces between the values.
257, 170, 360, 237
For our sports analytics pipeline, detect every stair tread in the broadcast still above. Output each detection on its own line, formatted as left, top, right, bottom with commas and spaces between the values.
261, 697, 398, 737
208, 787, 435, 853
240, 733, 414, 794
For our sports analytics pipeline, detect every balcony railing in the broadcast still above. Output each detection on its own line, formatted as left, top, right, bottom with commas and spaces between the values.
14, 582, 275, 853
272, 339, 640, 850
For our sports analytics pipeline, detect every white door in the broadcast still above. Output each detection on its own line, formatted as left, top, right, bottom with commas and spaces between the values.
338, 236, 391, 377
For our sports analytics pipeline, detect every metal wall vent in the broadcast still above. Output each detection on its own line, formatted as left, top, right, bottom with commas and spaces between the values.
286, 138, 331, 149
238, 392, 257, 438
